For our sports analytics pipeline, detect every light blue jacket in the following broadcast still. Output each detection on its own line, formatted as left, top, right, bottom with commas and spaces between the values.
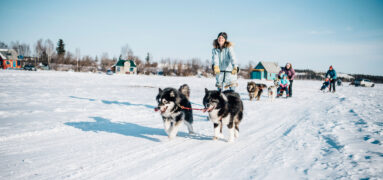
212, 47, 238, 72
212, 47, 238, 88
279, 78, 290, 86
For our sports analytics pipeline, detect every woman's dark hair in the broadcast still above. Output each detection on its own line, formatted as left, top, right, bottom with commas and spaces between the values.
213, 32, 232, 49
286, 63, 292, 69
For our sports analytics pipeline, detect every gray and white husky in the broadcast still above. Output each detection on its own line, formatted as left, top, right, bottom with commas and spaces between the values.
268, 79, 279, 101
268, 86, 277, 101
203, 88, 243, 142
156, 87, 194, 140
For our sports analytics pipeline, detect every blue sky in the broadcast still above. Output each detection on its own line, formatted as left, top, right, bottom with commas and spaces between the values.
1, 0, 383, 75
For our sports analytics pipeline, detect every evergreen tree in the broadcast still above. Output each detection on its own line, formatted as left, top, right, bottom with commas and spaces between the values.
56, 39, 66, 56
145, 52, 150, 64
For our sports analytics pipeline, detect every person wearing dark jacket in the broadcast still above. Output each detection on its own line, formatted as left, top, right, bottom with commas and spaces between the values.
279, 63, 295, 97
325, 65, 337, 93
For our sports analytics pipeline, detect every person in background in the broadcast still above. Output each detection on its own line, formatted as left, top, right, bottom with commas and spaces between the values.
320, 78, 330, 91
325, 65, 337, 93
212, 32, 238, 91
279, 63, 295, 97
277, 74, 290, 97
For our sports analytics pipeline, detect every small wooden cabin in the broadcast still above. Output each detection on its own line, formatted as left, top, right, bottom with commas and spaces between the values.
0, 49, 21, 69
251, 61, 281, 80
114, 58, 137, 74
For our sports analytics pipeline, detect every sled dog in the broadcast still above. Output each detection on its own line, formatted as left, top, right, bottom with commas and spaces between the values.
268, 80, 279, 101
156, 86, 194, 139
268, 86, 277, 101
203, 88, 243, 142
247, 81, 266, 101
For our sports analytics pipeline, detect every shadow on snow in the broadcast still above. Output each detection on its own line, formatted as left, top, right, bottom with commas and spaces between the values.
65, 116, 211, 142
69, 96, 156, 109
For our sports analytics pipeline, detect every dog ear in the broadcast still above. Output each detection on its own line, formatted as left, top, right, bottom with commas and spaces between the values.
205, 88, 209, 94
159, 88, 163, 93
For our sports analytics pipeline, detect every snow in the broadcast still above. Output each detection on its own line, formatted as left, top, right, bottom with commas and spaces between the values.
0, 70, 382, 179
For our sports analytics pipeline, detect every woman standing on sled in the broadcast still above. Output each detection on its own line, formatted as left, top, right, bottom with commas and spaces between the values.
212, 32, 239, 91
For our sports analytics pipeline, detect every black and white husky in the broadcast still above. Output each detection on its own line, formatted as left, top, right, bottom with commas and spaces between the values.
156, 87, 194, 140
203, 88, 243, 142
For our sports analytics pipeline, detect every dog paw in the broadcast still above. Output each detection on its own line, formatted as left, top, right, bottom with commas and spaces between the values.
218, 133, 225, 139
227, 138, 234, 143
234, 132, 239, 138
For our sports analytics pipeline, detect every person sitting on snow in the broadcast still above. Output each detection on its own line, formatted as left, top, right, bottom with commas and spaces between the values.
277, 74, 290, 97
320, 78, 330, 91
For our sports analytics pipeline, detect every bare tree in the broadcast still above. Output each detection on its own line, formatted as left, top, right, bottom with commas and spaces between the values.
177, 61, 183, 76
101, 52, 109, 62
121, 44, 132, 59
45, 39, 54, 68
10, 41, 31, 57
128, 49, 134, 59
246, 61, 254, 79
20, 43, 31, 57
78, 55, 97, 72
75, 48, 80, 72
0, 41, 8, 48
10, 41, 20, 56
34, 39, 45, 65
100, 52, 115, 71
64, 51, 75, 65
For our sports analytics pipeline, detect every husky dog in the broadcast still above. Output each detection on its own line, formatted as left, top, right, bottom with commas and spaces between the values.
268, 86, 277, 101
247, 81, 266, 101
268, 79, 279, 101
247, 81, 257, 101
156, 87, 194, 139
178, 84, 190, 99
203, 89, 243, 142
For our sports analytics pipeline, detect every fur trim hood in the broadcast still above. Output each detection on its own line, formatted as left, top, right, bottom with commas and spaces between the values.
213, 39, 233, 49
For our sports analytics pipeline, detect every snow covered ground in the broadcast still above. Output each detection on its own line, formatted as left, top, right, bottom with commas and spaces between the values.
0, 70, 382, 180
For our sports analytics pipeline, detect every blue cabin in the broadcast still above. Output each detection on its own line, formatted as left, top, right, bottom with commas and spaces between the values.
251, 61, 281, 80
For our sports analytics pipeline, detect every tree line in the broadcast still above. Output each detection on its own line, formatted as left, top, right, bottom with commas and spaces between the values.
0, 39, 213, 76
1, 39, 122, 72
1, 39, 382, 82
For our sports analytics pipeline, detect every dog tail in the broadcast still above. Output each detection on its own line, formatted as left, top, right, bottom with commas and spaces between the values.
238, 111, 243, 121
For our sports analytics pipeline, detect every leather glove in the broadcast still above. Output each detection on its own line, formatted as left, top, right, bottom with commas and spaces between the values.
231, 67, 237, 75
214, 65, 220, 74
